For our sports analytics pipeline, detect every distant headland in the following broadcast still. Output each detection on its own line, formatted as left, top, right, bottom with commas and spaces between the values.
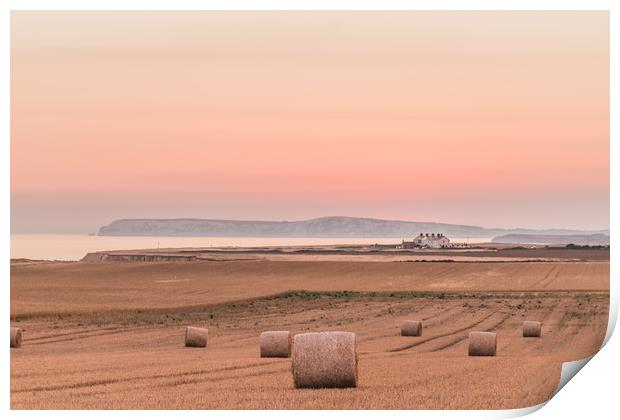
97, 216, 609, 242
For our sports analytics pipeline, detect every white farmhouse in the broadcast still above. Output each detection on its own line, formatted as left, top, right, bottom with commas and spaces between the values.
401, 233, 451, 249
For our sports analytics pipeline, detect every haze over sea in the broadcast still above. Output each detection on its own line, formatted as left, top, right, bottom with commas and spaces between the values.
10, 234, 492, 261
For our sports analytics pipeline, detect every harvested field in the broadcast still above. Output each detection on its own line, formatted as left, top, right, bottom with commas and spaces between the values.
10, 292, 608, 407
10, 258, 609, 409
10, 260, 609, 316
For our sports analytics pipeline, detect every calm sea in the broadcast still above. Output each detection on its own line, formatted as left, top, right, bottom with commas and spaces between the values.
10, 234, 492, 261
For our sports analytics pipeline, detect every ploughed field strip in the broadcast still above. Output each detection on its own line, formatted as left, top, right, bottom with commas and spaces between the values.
11, 290, 608, 409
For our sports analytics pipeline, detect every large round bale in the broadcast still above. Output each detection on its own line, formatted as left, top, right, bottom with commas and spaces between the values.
10, 327, 22, 348
260, 331, 291, 358
185, 326, 208, 347
292, 331, 358, 388
401, 320, 422, 336
468, 331, 497, 356
523, 321, 542, 337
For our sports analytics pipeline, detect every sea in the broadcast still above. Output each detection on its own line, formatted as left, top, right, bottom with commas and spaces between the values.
10, 234, 493, 261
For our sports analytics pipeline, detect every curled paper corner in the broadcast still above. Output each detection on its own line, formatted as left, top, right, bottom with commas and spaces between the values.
489, 356, 597, 419
553, 355, 595, 397
548, 279, 619, 397
523, 291, 616, 413
493, 402, 547, 419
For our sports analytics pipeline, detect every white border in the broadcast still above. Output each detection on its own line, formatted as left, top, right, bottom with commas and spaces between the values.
2, 1, 617, 419
0, 0, 617, 11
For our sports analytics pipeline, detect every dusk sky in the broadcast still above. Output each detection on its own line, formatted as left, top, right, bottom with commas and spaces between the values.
11, 11, 609, 233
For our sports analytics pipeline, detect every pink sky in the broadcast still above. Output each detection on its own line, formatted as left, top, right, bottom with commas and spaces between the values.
11, 11, 609, 233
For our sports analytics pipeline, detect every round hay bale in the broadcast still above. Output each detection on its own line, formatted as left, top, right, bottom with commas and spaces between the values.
523, 321, 542, 337
260, 331, 291, 358
292, 331, 358, 388
401, 320, 422, 336
10, 327, 22, 348
185, 326, 208, 347
468, 331, 496, 356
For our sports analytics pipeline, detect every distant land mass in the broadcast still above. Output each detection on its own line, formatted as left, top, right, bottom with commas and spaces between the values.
97, 216, 609, 239
492, 233, 610, 246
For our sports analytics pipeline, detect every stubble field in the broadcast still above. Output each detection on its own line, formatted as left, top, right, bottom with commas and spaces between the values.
10, 258, 609, 409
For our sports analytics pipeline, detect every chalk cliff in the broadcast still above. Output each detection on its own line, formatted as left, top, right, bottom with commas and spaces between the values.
97, 216, 608, 239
